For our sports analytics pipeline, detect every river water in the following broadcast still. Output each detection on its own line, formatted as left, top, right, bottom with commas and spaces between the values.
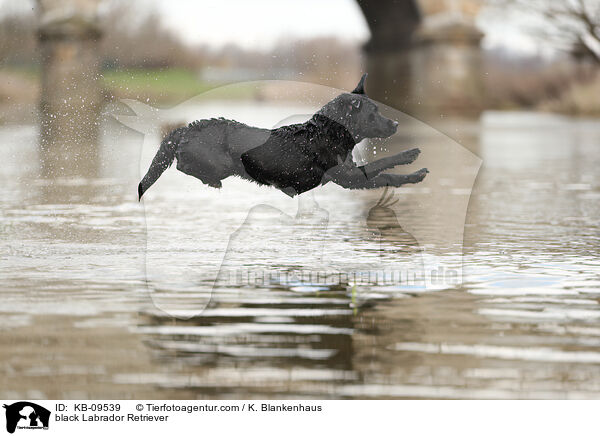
1, 102, 599, 399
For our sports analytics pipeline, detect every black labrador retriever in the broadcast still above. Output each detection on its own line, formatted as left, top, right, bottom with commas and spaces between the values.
138, 74, 428, 199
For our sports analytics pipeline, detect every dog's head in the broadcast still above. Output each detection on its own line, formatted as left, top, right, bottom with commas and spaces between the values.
317, 74, 398, 142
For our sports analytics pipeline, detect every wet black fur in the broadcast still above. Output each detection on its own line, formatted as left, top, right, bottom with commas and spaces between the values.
138, 74, 428, 199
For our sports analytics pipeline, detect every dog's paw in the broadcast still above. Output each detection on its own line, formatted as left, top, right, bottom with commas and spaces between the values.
400, 148, 421, 164
204, 179, 223, 189
409, 168, 429, 184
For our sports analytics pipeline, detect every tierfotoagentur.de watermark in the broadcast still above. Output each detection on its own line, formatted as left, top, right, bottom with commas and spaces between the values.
110, 79, 481, 317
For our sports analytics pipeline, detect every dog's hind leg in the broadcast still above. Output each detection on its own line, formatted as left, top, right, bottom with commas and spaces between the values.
358, 148, 421, 179
176, 150, 225, 188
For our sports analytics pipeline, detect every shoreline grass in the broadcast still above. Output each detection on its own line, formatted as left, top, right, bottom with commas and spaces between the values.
1, 66, 254, 106
101, 68, 226, 103
2, 66, 600, 115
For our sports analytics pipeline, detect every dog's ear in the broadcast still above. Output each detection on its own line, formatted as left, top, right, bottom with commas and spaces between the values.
347, 98, 361, 112
352, 73, 368, 95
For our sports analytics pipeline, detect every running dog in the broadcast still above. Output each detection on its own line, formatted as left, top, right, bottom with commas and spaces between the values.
138, 74, 428, 199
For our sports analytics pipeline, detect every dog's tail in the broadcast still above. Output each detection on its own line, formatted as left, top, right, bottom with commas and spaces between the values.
138, 128, 183, 200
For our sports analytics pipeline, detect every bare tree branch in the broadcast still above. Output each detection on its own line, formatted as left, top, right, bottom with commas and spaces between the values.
490, 0, 600, 63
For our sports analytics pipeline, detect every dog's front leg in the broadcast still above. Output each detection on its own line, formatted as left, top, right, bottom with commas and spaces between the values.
358, 148, 421, 179
322, 161, 367, 188
329, 168, 428, 189
375, 169, 429, 187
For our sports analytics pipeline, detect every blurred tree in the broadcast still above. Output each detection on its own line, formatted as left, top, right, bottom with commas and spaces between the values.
99, 3, 202, 69
494, 0, 600, 63
0, 12, 37, 65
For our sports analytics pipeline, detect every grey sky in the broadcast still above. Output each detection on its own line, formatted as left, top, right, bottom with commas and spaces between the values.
1, 0, 545, 55
147, 0, 370, 49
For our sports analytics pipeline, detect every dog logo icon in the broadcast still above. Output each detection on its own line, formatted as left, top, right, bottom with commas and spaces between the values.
3, 402, 50, 434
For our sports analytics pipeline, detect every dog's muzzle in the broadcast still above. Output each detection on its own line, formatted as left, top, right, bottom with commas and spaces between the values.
372, 117, 398, 138
386, 119, 398, 136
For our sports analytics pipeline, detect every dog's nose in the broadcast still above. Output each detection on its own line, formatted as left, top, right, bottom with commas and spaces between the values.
392, 120, 398, 128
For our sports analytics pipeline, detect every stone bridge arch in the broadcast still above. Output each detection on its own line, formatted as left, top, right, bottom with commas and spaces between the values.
35, 0, 485, 155
357, 0, 484, 117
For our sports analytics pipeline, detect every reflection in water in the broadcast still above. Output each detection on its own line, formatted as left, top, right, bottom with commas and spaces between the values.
366, 187, 422, 254
37, 144, 102, 207
1, 107, 600, 399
